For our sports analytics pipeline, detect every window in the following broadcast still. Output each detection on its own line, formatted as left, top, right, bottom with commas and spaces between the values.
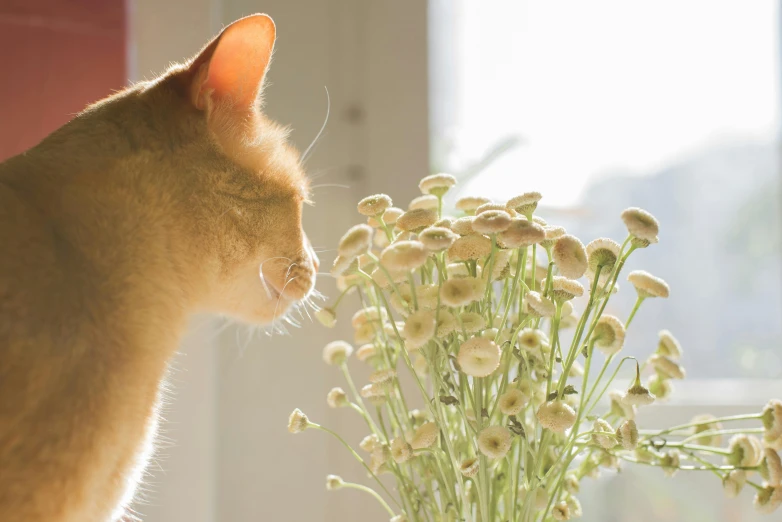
430, 0, 782, 380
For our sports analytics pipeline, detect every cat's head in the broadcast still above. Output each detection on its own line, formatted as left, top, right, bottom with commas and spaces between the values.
141, 14, 319, 325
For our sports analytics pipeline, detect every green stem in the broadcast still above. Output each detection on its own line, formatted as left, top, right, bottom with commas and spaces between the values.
339, 482, 397, 516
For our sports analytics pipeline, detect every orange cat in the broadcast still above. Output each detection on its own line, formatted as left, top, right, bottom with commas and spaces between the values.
0, 14, 318, 522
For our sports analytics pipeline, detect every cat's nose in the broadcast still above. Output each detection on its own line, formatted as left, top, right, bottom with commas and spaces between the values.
263, 254, 316, 302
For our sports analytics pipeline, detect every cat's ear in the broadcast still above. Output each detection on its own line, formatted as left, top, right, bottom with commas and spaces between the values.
189, 14, 276, 112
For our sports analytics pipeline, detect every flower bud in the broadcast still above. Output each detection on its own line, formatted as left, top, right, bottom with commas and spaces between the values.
408, 194, 439, 210
754, 484, 782, 514
315, 308, 337, 328
418, 226, 458, 251
498, 218, 545, 248
358, 194, 393, 216
419, 173, 456, 196
457, 337, 501, 377
690, 414, 723, 446
440, 277, 481, 308
322, 340, 354, 365
592, 419, 616, 449
391, 437, 413, 463
403, 310, 436, 349
326, 387, 348, 408
472, 209, 512, 234
338, 224, 373, 258
657, 330, 683, 359
456, 196, 491, 214
326, 474, 344, 490
460, 457, 480, 477
553, 234, 588, 279
499, 388, 530, 415
552, 501, 570, 521
288, 408, 309, 434
410, 422, 439, 449
448, 233, 492, 261
477, 426, 513, 459
397, 208, 438, 233
727, 435, 763, 467
723, 470, 746, 498
359, 434, 379, 453
620, 207, 659, 244
616, 419, 639, 450
661, 449, 680, 477
586, 238, 620, 274
507, 192, 542, 218
592, 315, 626, 355
628, 270, 670, 299
649, 354, 686, 380
536, 400, 577, 433
380, 240, 429, 271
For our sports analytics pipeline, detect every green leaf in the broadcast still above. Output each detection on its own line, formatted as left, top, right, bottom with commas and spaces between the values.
547, 391, 559, 401
563, 385, 579, 395
439, 395, 460, 406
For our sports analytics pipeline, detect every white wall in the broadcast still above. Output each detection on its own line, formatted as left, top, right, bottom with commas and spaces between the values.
129, 0, 428, 520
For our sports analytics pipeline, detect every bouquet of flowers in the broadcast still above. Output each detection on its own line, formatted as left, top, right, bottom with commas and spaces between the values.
288, 174, 782, 521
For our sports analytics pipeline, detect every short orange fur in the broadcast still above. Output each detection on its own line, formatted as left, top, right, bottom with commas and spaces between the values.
0, 14, 318, 521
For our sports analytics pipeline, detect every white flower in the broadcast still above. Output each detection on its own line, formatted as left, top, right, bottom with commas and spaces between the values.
460, 457, 480, 477
660, 450, 681, 477
518, 328, 548, 351
435, 309, 458, 337
690, 414, 723, 446
397, 208, 438, 232
326, 387, 348, 408
455, 196, 491, 214
547, 276, 585, 301
525, 291, 556, 318
498, 218, 545, 248
408, 194, 439, 210
418, 226, 458, 251
368, 206, 403, 227
391, 437, 413, 463
331, 254, 356, 277
647, 374, 674, 400
357, 194, 393, 216
764, 448, 782, 486
754, 484, 782, 514
359, 434, 379, 453
609, 390, 636, 420
499, 388, 530, 415
460, 312, 486, 333
338, 224, 373, 258
477, 426, 512, 459
288, 408, 309, 434
592, 419, 616, 449
552, 501, 570, 521
369, 369, 396, 386
356, 343, 378, 363
621, 207, 659, 244
451, 216, 475, 235
537, 400, 577, 433
507, 192, 542, 216
448, 234, 492, 261
457, 337, 501, 377
649, 354, 686, 380
322, 340, 353, 365
410, 422, 439, 449
351, 307, 388, 329
586, 238, 621, 274
472, 209, 512, 234
553, 234, 588, 279
727, 434, 764, 467
723, 470, 747, 498
592, 315, 626, 355
566, 496, 583, 519
621, 383, 656, 407
762, 399, 782, 441
616, 420, 639, 450
326, 474, 344, 490
380, 240, 429, 271
564, 474, 580, 494
440, 277, 481, 307
627, 270, 670, 298
315, 308, 337, 328
534, 487, 549, 510
419, 173, 457, 195
540, 225, 566, 249
403, 310, 436, 349
658, 330, 682, 359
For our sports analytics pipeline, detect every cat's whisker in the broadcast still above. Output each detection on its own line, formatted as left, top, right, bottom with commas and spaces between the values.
309, 183, 351, 190
270, 276, 299, 338
258, 256, 294, 299
301, 86, 330, 164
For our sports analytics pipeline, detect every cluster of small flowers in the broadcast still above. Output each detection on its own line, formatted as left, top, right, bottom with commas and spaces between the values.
288, 174, 782, 521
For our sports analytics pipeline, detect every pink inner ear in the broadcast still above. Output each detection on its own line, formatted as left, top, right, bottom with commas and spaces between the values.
198, 14, 276, 111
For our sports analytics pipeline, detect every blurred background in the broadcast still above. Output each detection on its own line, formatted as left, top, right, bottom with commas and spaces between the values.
2, 0, 781, 520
